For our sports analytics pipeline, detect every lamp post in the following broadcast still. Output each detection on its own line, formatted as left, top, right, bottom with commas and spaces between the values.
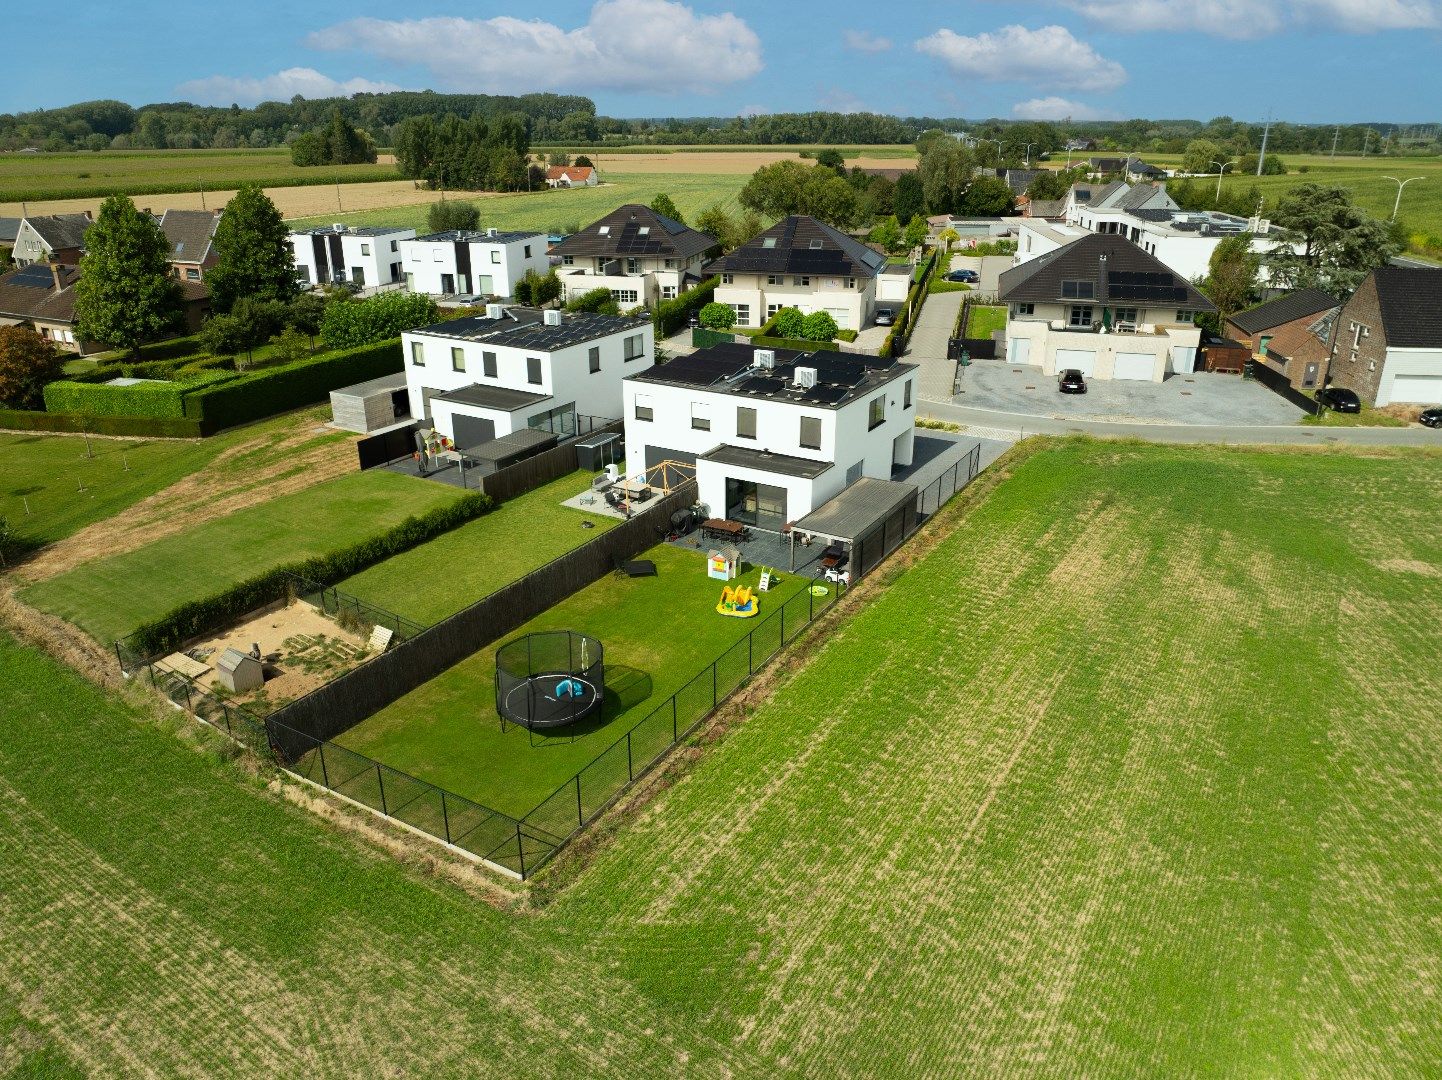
1381, 176, 1425, 221
1210, 159, 1237, 204
1024, 142, 1035, 168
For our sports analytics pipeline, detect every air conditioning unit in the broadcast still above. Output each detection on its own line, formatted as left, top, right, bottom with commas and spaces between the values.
794, 366, 818, 389
543, 309, 563, 326
754, 349, 775, 370
487, 227, 498, 237
332, 223, 346, 233
485, 303, 504, 320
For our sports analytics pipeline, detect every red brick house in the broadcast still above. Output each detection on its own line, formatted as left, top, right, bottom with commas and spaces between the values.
545, 165, 598, 188
1225, 288, 1340, 391
1322, 268, 1442, 406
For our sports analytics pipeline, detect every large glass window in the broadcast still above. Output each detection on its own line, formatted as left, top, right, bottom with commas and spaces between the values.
736, 406, 757, 439
1069, 305, 1094, 327
526, 356, 542, 385
800, 415, 822, 449
483, 351, 497, 378
589, 346, 601, 373
725, 478, 787, 530
624, 334, 645, 361
451, 347, 465, 372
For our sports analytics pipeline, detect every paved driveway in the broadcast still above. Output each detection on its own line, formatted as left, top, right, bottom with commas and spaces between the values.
950, 361, 1305, 426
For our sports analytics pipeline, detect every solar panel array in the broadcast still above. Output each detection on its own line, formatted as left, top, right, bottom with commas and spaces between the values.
611, 222, 666, 255
9, 264, 56, 288
656, 351, 754, 387
1107, 270, 1188, 303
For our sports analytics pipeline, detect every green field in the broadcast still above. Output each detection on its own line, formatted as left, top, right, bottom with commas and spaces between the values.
0, 406, 347, 553
18, 469, 463, 644
0, 147, 397, 203
4, 440, 1441, 1075
337, 470, 620, 626
337, 542, 814, 816
291, 171, 749, 233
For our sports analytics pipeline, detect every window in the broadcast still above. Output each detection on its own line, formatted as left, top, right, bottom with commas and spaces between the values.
624, 334, 645, 361
451, 347, 465, 372
490, 250, 501, 264
809, 239, 823, 249
1259, 334, 1273, 356
524, 244, 532, 258
767, 274, 783, 286
794, 276, 811, 287
1176, 309, 1194, 323
410, 341, 425, 366
762, 237, 777, 248
664, 258, 678, 269
360, 243, 370, 255
638, 226, 650, 236
867, 395, 886, 430
1112, 307, 1138, 324
766, 303, 782, 320
1014, 302, 1035, 316
1068, 305, 1094, 327
612, 289, 639, 304
736, 406, 757, 440
483, 351, 497, 378
588, 346, 601, 373
598, 225, 610, 235
185, 268, 200, 280
903, 379, 913, 409
661, 286, 677, 300
526, 357, 543, 385
432, 250, 443, 261
691, 402, 710, 431
844, 277, 856, 289
634, 394, 653, 421
626, 258, 640, 274
390, 240, 398, 252
563, 255, 575, 266
410, 249, 421, 262
1060, 280, 1095, 299
732, 304, 752, 326
800, 416, 822, 450
722, 273, 734, 285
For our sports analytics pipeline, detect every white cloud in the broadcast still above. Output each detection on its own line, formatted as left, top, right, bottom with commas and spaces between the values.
1296, 0, 1439, 29
309, 1, 762, 95
1012, 96, 1116, 121
1065, 0, 1438, 37
843, 29, 893, 53
915, 25, 1126, 92
176, 67, 403, 106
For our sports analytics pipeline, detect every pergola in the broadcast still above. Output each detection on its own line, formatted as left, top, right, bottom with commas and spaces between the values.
787, 478, 918, 571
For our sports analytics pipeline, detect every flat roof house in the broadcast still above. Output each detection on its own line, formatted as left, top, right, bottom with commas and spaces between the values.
398, 229, 548, 300
289, 223, 416, 289
157, 209, 221, 282
623, 341, 918, 530
705, 215, 887, 331
999, 232, 1214, 381
402, 305, 654, 449
551, 205, 716, 307
12, 214, 91, 266
1323, 267, 1442, 407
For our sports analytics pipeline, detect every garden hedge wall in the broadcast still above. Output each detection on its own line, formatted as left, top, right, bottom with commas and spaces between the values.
653, 275, 719, 337
44, 378, 193, 419
0, 408, 203, 438
751, 335, 841, 352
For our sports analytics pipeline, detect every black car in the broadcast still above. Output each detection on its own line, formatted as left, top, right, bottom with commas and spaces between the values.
874, 307, 895, 326
1058, 368, 1088, 394
944, 269, 979, 283
1317, 386, 1362, 413
1420, 407, 1442, 428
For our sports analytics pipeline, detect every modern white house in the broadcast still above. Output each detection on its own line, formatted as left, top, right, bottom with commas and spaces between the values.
622, 341, 918, 529
401, 305, 654, 449
398, 229, 549, 299
551, 205, 715, 307
999, 232, 1214, 382
706, 216, 887, 331
289, 224, 415, 289
1063, 181, 1178, 223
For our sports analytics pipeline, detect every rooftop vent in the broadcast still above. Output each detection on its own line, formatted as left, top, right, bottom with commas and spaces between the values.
487, 227, 498, 237
754, 349, 775, 370
543, 309, 563, 326
486, 303, 505, 320
794, 366, 818, 389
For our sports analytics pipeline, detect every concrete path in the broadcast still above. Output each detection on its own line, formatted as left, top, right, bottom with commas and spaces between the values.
904, 289, 963, 401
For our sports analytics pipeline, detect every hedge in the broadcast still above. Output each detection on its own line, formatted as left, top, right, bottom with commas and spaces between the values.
565, 287, 617, 314
44, 378, 193, 419
0, 408, 203, 438
653, 275, 719, 337
123, 490, 494, 659
751, 334, 841, 352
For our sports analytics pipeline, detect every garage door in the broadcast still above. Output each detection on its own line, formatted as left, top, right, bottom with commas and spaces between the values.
1113, 352, 1155, 381
1055, 349, 1096, 376
645, 445, 696, 471
1388, 374, 1442, 404
826, 307, 852, 330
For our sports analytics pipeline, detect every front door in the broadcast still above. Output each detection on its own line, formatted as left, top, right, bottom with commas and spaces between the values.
441, 273, 455, 294
1302, 362, 1320, 389
352, 266, 365, 287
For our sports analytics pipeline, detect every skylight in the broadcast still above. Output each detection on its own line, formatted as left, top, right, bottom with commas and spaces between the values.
598, 226, 610, 235
762, 237, 777, 248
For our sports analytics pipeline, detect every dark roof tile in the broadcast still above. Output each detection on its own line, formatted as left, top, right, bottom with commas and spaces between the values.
550, 204, 714, 260
705, 215, 886, 278
1373, 266, 1442, 348
998, 233, 1214, 311
1227, 288, 1339, 335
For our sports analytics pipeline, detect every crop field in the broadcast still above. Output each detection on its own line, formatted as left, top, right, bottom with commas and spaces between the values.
18, 468, 463, 645
337, 542, 811, 817
4, 440, 1442, 1076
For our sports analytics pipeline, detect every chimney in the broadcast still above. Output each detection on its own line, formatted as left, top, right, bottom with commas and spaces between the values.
49, 261, 64, 292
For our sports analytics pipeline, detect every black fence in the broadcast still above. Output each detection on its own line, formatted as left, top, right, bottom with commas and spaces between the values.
915, 442, 983, 520
481, 421, 622, 502
357, 422, 420, 470
1248, 359, 1322, 416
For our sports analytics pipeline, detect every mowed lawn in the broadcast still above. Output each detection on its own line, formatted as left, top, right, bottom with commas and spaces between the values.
337, 542, 814, 817
19, 469, 463, 644
337, 470, 618, 625
966, 303, 1007, 340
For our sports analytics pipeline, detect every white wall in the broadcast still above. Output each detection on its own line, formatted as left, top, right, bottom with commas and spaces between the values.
693, 457, 821, 524
713, 271, 876, 329
290, 229, 415, 287
1005, 306, 1202, 381
557, 253, 705, 305
400, 234, 548, 298
1377, 347, 1442, 406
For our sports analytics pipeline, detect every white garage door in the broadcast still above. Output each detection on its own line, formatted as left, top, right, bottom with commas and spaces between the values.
1009, 337, 1032, 365
1055, 349, 1096, 376
1113, 352, 1156, 381
826, 307, 852, 329
1388, 374, 1442, 404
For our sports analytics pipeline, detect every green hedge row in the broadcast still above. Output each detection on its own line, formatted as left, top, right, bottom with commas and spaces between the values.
44, 378, 193, 419
879, 249, 940, 359
751, 334, 841, 352
125, 490, 494, 659
653, 275, 719, 337
0, 408, 203, 438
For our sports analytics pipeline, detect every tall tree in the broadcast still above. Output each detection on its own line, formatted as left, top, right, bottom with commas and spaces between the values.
207, 184, 297, 312
1181, 139, 1222, 175
893, 171, 924, 223
0, 325, 63, 409
1266, 184, 1401, 293
961, 176, 1015, 216
72, 194, 183, 356
918, 139, 975, 215
1201, 233, 1261, 320
903, 214, 929, 249
649, 192, 685, 225
738, 160, 858, 227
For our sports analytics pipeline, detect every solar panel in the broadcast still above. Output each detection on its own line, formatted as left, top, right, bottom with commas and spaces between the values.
738, 376, 788, 396
9, 264, 55, 288
801, 385, 848, 405
810, 356, 867, 387
655, 352, 751, 386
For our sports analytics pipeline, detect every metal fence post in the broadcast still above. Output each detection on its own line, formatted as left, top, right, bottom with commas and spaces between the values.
376, 764, 388, 814
516, 822, 526, 879
748, 629, 754, 674
182, 680, 193, 713
441, 792, 452, 844
711, 663, 717, 709
672, 695, 678, 741
575, 774, 584, 827
318, 741, 331, 788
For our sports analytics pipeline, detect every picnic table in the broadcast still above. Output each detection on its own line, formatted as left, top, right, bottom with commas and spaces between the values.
702, 518, 747, 541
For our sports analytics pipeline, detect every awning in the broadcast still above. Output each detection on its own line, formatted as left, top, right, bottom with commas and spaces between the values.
792, 477, 918, 544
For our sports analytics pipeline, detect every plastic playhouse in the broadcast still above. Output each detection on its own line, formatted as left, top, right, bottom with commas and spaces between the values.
717, 585, 759, 618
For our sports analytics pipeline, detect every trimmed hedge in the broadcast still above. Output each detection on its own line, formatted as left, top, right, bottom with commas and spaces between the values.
45, 378, 192, 419
565, 287, 617, 314
751, 334, 840, 352
125, 490, 494, 658
653, 275, 719, 337
0, 408, 203, 438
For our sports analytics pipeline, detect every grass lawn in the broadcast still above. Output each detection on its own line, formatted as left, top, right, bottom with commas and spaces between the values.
18, 468, 464, 645
336, 542, 814, 817
965, 303, 1007, 340
337, 470, 620, 625
1301, 404, 1411, 427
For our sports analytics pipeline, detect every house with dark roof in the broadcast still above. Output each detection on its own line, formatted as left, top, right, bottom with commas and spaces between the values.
1085, 157, 1165, 180
1064, 181, 1178, 221
12, 214, 92, 266
551, 204, 716, 308
0, 262, 209, 353
999, 232, 1214, 382
1225, 288, 1339, 372
1322, 267, 1442, 406
545, 165, 598, 188
158, 209, 221, 282
705, 215, 888, 331
396, 227, 544, 298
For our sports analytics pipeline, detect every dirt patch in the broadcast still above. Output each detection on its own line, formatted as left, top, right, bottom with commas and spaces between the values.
1375, 558, 1442, 577
586, 151, 917, 175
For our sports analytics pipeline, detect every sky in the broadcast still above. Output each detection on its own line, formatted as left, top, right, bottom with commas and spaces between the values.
8, 1, 1441, 124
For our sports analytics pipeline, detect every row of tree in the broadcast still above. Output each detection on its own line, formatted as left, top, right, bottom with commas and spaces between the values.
393, 113, 533, 191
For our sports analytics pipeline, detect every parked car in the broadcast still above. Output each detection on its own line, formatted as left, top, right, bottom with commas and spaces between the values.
1317, 386, 1362, 414
1419, 407, 1442, 428
944, 269, 979, 283
1058, 368, 1088, 394
874, 307, 895, 326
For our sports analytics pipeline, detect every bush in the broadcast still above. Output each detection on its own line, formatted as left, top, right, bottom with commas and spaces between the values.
836, 328, 858, 342
0, 326, 64, 410
699, 302, 737, 330
564, 286, 618, 314
427, 199, 480, 233
653, 275, 719, 337
800, 311, 839, 342
772, 307, 805, 338
751, 335, 840, 353
319, 292, 439, 350
0, 407, 202, 438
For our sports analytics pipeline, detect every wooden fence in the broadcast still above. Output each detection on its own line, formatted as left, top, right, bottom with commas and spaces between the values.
480, 420, 623, 502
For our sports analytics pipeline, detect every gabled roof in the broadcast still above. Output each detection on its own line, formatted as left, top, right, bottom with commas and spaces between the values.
705, 215, 887, 278
1070, 180, 1127, 208
0, 217, 20, 243
997, 232, 1215, 312
1025, 199, 1065, 219
1372, 266, 1442, 349
0, 263, 81, 323
549, 204, 715, 260
1114, 184, 1178, 212
1228, 288, 1339, 335
24, 213, 91, 251
158, 209, 220, 264
545, 165, 594, 182
1000, 169, 1041, 195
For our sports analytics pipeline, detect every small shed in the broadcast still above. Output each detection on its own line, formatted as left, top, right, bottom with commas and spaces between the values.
465, 427, 559, 473
708, 544, 741, 581
330, 372, 411, 433
1201, 335, 1250, 374
216, 648, 263, 693
575, 431, 622, 471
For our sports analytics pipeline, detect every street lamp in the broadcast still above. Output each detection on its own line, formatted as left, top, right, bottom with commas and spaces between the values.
1382, 176, 1425, 221
1210, 159, 1237, 203
1024, 142, 1035, 168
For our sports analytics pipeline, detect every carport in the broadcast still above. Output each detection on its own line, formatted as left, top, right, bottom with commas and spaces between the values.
463, 428, 558, 475
788, 477, 918, 580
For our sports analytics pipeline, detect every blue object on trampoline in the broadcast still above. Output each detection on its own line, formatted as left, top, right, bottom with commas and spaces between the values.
556, 678, 584, 699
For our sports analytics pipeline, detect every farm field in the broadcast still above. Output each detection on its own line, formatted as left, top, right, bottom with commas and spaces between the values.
337, 541, 814, 817
574, 148, 916, 173
337, 469, 620, 626
18, 468, 463, 645
3, 440, 1442, 1075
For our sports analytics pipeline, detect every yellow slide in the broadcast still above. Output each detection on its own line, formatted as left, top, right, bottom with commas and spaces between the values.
717, 585, 759, 618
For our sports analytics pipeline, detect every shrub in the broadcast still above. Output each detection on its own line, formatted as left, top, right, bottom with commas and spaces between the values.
653, 275, 719, 337
836, 328, 858, 342
565, 286, 617, 314
319, 292, 439, 350
427, 199, 480, 233
0, 326, 64, 410
751, 335, 840, 353
44, 378, 190, 419
699, 302, 737, 330
800, 311, 839, 342
772, 307, 805, 338
269, 327, 311, 366
0, 407, 202, 438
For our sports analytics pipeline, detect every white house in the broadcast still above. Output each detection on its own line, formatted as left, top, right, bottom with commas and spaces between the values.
999, 232, 1214, 382
12, 214, 91, 266
399, 229, 548, 299
876, 264, 914, 304
551, 204, 715, 307
289, 224, 415, 289
1063, 181, 1178, 223
402, 305, 653, 449
622, 341, 918, 529
707, 216, 888, 331
545, 165, 598, 188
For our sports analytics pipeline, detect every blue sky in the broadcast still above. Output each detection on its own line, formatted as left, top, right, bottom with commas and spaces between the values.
8, 1, 1441, 123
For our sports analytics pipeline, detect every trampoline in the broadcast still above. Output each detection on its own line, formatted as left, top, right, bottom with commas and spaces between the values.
495, 630, 605, 731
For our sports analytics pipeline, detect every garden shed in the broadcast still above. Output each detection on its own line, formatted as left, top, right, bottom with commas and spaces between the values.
330, 372, 411, 433
215, 648, 264, 693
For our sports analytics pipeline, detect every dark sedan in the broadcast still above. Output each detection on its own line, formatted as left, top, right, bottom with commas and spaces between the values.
1420, 407, 1442, 428
1058, 368, 1088, 394
944, 269, 980, 283
1317, 386, 1362, 414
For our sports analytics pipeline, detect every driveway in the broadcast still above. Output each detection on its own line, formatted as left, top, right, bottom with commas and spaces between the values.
950, 361, 1305, 426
